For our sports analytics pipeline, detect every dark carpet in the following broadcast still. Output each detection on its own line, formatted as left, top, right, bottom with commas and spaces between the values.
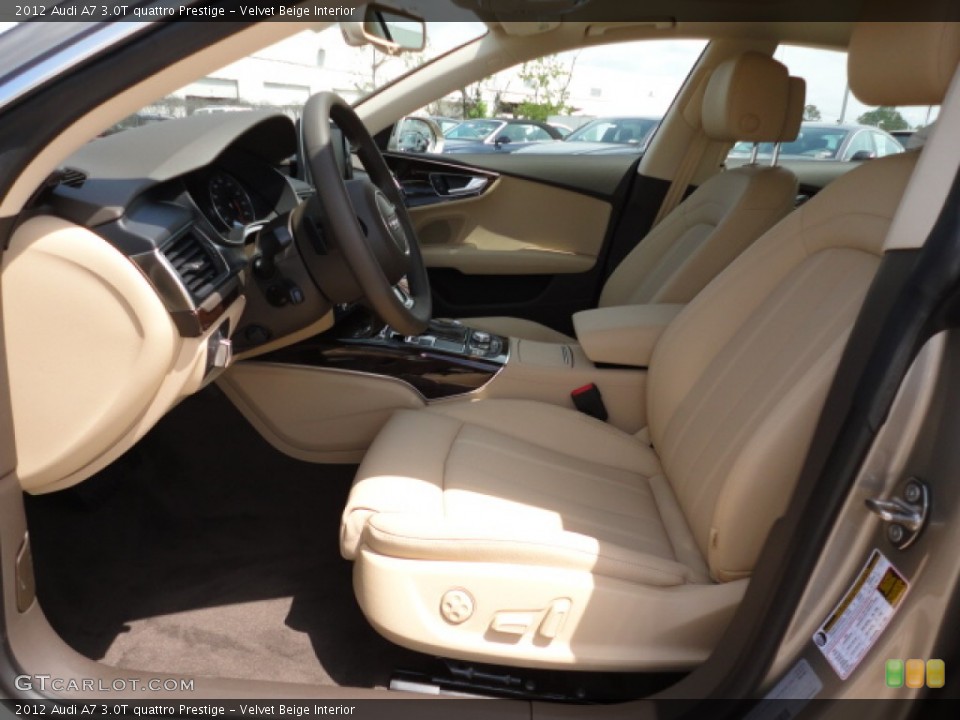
23, 384, 436, 688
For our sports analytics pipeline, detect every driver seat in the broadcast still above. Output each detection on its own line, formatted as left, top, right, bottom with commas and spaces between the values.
340, 22, 960, 670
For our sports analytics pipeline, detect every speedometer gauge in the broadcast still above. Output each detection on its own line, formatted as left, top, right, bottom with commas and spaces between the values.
208, 172, 256, 230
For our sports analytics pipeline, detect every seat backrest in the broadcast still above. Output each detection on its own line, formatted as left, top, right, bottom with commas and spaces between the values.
600, 53, 802, 308
647, 22, 960, 583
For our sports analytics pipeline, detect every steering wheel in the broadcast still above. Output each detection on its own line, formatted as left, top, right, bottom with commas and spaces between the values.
295, 91, 431, 335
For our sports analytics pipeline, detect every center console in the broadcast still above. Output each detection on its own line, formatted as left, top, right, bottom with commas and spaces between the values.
259, 319, 509, 400
225, 311, 664, 464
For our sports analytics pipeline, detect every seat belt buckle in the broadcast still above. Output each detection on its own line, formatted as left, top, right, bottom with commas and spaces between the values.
571, 383, 608, 422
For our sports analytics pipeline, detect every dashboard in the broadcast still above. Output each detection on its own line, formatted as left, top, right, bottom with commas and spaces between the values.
41, 111, 326, 346
6, 110, 335, 494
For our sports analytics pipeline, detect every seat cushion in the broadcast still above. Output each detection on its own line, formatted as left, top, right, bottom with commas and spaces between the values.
341, 399, 709, 587
459, 316, 575, 343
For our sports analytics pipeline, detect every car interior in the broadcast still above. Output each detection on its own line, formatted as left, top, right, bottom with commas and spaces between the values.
1, 1, 960, 709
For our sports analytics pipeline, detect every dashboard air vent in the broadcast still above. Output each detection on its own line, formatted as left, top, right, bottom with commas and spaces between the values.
59, 168, 87, 188
161, 231, 219, 300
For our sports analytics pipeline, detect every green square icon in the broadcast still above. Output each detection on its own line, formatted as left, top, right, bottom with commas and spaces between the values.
886, 659, 905, 688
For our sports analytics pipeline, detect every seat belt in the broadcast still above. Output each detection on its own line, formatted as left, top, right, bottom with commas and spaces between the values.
651, 128, 710, 227
651, 68, 714, 227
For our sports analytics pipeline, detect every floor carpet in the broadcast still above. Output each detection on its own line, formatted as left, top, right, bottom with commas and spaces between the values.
23, 384, 436, 688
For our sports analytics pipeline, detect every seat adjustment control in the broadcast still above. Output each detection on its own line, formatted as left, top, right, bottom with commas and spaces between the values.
538, 598, 572, 640
490, 611, 535, 636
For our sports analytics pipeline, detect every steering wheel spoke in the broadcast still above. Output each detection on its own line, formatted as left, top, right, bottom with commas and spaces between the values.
294, 91, 431, 336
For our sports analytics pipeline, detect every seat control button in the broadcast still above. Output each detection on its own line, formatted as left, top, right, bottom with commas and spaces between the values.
440, 589, 474, 624
490, 611, 535, 636
538, 598, 572, 639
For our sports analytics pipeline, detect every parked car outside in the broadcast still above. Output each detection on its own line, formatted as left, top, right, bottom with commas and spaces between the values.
441, 118, 563, 153
431, 116, 462, 135
727, 121, 905, 162
889, 129, 916, 148
515, 115, 661, 155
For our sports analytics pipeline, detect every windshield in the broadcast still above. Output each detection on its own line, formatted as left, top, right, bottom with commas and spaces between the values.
567, 117, 660, 144
445, 120, 502, 140
108, 21, 485, 134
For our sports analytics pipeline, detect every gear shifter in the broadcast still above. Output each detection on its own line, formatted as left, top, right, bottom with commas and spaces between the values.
428, 318, 469, 343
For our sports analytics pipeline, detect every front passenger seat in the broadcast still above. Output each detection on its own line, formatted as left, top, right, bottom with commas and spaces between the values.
340, 22, 960, 671
466, 52, 805, 343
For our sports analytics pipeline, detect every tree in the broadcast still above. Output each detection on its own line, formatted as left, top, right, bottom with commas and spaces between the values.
515, 53, 578, 122
803, 104, 822, 121
459, 81, 488, 119
857, 107, 910, 131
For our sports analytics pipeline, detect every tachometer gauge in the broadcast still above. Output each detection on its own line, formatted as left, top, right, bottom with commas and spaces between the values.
208, 172, 256, 230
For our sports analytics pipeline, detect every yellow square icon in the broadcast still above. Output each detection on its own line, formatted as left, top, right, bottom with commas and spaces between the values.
927, 659, 945, 689
905, 659, 925, 688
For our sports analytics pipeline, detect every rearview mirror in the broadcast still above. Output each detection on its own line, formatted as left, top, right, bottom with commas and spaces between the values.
849, 150, 876, 162
341, 4, 426, 55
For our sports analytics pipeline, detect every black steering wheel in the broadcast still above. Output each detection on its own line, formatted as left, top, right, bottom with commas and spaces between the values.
295, 91, 431, 335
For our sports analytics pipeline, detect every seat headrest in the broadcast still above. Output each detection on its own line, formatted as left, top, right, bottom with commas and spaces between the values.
849, 22, 960, 106
780, 76, 806, 142
702, 52, 790, 143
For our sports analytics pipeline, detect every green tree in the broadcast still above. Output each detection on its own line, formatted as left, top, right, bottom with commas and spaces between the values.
459, 82, 488, 119
465, 99, 488, 119
857, 107, 909, 131
803, 104, 822, 121
515, 53, 578, 122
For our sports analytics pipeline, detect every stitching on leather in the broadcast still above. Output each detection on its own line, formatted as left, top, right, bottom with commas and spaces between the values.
367, 523, 690, 586
436, 402, 654, 476
451, 430, 676, 559
441, 420, 465, 521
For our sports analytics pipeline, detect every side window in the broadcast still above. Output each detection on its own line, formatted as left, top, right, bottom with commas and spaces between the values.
876, 133, 904, 157
404, 39, 706, 155
522, 125, 553, 142
498, 124, 536, 142
843, 130, 876, 160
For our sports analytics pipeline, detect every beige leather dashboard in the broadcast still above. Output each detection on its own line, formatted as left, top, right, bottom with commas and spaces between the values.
2, 216, 245, 494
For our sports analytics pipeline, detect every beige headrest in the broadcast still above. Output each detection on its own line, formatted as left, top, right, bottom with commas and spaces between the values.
849, 22, 960, 106
780, 76, 806, 142
701, 52, 790, 143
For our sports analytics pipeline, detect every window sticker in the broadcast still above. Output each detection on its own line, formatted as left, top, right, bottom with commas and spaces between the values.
813, 549, 909, 679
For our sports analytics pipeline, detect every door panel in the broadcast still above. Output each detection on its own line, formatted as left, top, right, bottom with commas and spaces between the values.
386, 151, 641, 331
412, 174, 611, 275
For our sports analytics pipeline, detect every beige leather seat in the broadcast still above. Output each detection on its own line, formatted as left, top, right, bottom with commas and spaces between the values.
465, 52, 806, 344
341, 23, 960, 671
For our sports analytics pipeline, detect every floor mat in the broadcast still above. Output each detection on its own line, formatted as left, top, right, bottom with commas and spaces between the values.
24, 384, 436, 688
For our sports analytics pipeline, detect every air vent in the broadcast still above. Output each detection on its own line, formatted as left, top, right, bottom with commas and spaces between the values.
59, 168, 87, 188
161, 231, 220, 300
